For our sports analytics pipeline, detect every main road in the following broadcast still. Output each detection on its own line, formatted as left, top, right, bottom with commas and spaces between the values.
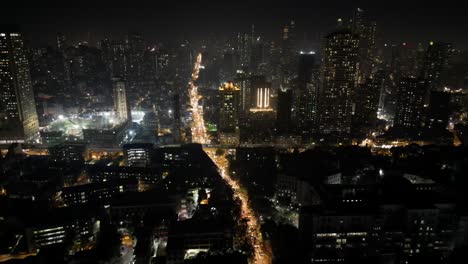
187, 53, 271, 264
188, 53, 209, 145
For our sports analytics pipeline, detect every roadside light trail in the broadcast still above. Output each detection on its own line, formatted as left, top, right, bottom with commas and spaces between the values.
188, 53, 209, 144
205, 150, 272, 264
187, 52, 271, 264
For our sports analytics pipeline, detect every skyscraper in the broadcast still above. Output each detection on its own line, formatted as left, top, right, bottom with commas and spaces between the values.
234, 68, 250, 115
280, 20, 297, 86
393, 78, 426, 130
111, 41, 127, 79
100, 37, 112, 76
297, 52, 316, 86
219, 82, 240, 145
276, 88, 293, 133
352, 77, 382, 136
173, 94, 182, 144
113, 78, 130, 123
0, 26, 39, 143
237, 32, 251, 68
249, 37, 267, 75
426, 91, 451, 130
295, 52, 319, 134
391, 42, 424, 79
219, 82, 240, 132
56, 32, 72, 94
351, 8, 377, 82
319, 29, 359, 143
125, 33, 145, 94
421, 41, 453, 92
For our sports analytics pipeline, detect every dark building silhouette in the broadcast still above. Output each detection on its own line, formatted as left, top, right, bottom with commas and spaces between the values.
277, 88, 293, 133
296, 52, 320, 136
173, 94, 182, 143
426, 91, 451, 130
352, 77, 382, 136
351, 8, 377, 82
421, 41, 453, 92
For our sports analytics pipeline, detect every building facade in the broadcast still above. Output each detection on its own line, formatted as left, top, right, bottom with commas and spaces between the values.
0, 26, 39, 143
219, 82, 240, 146
319, 30, 359, 143
113, 78, 130, 123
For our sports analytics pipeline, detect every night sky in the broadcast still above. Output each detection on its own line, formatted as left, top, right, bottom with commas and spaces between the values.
2, 3, 468, 49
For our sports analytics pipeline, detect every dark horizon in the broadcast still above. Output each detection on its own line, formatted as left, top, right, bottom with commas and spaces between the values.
2, 6, 468, 49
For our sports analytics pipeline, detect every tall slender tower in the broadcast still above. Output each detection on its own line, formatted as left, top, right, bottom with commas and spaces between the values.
113, 78, 130, 123
319, 29, 359, 143
280, 20, 297, 78
173, 94, 181, 144
0, 26, 39, 143
351, 8, 377, 83
219, 82, 240, 132
276, 88, 293, 133
296, 51, 320, 134
219, 82, 241, 145
234, 68, 250, 115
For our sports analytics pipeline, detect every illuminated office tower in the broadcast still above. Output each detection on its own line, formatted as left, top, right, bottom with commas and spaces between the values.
219, 82, 240, 132
219, 82, 240, 145
0, 26, 39, 143
234, 68, 250, 115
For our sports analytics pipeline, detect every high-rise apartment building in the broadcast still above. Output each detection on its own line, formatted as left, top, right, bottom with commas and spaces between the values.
0, 26, 39, 143
319, 29, 359, 143
393, 78, 427, 130
219, 82, 240, 145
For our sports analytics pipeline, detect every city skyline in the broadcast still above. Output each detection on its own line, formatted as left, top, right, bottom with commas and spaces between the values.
1, 5, 468, 264
2, 6, 468, 48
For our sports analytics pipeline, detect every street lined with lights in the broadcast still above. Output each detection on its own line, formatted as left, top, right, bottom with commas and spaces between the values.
205, 149, 272, 264
189, 53, 209, 145
188, 53, 271, 264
